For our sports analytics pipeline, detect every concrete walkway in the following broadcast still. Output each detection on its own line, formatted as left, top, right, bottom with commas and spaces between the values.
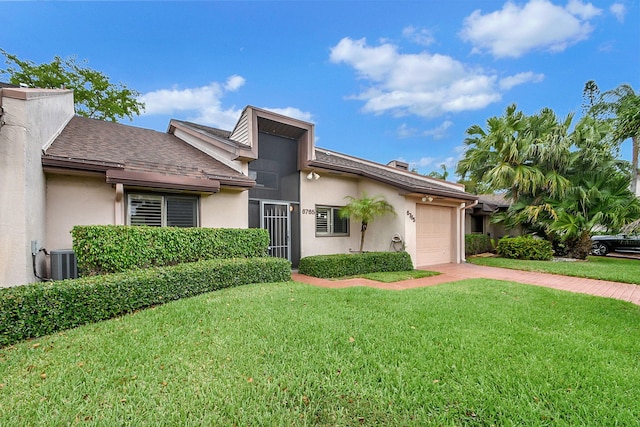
292, 262, 640, 306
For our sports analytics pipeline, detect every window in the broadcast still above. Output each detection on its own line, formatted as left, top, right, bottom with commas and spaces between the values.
128, 193, 198, 227
316, 206, 349, 236
249, 170, 279, 189
470, 215, 484, 233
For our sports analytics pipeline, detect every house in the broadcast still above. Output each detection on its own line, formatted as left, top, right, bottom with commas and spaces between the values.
0, 87, 478, 287
465, 193, 522, 241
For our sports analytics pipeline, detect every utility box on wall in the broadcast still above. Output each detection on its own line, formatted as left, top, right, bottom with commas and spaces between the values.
50, 250, 78, 281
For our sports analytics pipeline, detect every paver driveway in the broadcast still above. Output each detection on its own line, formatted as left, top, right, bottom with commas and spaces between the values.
292, 262, 640, 306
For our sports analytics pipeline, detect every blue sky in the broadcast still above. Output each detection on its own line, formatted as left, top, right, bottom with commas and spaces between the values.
3, 1, 638, 177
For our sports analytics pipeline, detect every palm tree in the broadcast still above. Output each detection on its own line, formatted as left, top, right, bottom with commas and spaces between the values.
591, 83, 640, 194
339, 193, 396, 253
456, 105, 640, 258
457, 104, 573, 201
428, 164, 449, 180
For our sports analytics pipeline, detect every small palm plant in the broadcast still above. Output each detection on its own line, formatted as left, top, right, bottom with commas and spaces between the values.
339, 192, 396, 253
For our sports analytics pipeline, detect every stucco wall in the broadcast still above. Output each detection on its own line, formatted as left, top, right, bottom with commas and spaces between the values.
299, 173, 413, 261
0, 89, 74, 287
299, 174, 360, 258
46, 177, 249, 248
46, 174, 116, 250
201, 189, 248, 228
356, 180, 408, 253
404, 198, 419, 264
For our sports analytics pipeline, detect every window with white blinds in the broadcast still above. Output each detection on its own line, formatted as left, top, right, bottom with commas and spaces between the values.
315, 206, 349, 236
128, 194, 198, 227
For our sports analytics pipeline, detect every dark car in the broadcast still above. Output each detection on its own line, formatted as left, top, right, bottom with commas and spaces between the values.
591, 234, 640, 256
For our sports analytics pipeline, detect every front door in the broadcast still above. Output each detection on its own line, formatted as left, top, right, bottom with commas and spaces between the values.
261, 202, 290, 261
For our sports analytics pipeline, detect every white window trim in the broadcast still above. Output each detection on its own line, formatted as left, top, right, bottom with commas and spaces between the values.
315, 205, 349, 237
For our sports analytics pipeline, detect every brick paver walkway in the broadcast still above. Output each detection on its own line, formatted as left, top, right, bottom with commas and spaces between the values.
292, 262, 640, 306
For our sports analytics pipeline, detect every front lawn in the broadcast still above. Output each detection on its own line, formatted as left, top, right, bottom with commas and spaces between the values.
468, 255, 640, 284
346, 269, 440, 282
1, 280, 639, 425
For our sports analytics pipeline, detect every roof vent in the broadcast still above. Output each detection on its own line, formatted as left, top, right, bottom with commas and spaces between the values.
387, 160, 409, 171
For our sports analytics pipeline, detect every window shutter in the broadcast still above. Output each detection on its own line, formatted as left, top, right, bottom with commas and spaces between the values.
166, 197, 197, 227
316, 208, 329, 234
129, 195, 162, 226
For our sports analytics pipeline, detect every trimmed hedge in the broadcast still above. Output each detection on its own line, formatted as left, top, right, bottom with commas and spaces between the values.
496, 236, 554, 261
0, 257, 290, 347
298, 251, 414, 278
465, 233, 493, 256
72, 225, 270, 275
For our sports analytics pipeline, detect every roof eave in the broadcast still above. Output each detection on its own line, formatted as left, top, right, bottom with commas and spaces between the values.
308, 159, 477, 201
169, 119, 257, 161
106, 169, 221, 194
42, 155, 125, 172
212, 177, 256, 190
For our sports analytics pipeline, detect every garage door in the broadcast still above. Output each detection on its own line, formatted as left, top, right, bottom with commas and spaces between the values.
416, 205, 454, 266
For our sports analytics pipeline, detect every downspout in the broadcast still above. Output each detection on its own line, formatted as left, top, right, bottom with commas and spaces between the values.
0, 88, 4, 131
459, 199, 479, 263
114, 183, 124, 225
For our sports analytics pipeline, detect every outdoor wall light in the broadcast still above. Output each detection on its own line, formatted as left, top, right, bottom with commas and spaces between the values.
421, 196, 433, 202
306, 171, 320, 180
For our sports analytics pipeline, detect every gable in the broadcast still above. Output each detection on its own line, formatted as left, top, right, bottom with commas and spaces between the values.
43, 116, 255, 192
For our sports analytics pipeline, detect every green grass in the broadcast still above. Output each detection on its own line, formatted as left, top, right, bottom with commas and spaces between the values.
350, 269, 440, 283
468, 255, 640, 284
2, 280, 639, 425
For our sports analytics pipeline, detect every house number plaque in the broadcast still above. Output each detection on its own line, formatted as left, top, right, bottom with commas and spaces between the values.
406, 210, 416, 223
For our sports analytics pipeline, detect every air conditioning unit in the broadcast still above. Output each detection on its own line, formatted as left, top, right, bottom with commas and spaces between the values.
50, 250, 78, 281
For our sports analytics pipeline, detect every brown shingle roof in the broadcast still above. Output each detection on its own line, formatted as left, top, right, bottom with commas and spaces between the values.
311, 148, 477, 201
44, 116, 254, 189
170, 119, 234, 141
477, 193, 510, 207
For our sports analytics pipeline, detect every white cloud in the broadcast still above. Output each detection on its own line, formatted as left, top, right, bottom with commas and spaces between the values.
460, 0, 602, 58
330, 37, 398, 82
397, 120, 453, 140
224, 75, 245, 91
566, 0, 601, 19
330, 37, 523, 118
410, 156, 436, 169
440, 157, 456, 170
499, 71, 545, 90
139, 79, 243, 129
139, 77, 312, 130
422, 120, 453, 139
402, 26, 435, 46
189, 107, 245, 131
397, 123, 418, 138
610, 3, 626, 22
140, 82, 227, 114
454, 144, 467, 155
262, 107, 314, 123
406, 156, 457, 175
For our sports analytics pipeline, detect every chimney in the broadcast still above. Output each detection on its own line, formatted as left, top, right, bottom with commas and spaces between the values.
387, 160, 409, 171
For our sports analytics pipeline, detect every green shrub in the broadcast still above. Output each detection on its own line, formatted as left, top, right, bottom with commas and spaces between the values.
0, 257, 290, 347
496, 236, 554, 260
465, 234, 493, 255
298, 251, 414, 278
72, 226, 270, 275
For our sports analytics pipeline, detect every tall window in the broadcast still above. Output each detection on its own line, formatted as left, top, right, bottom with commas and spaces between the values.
471, 215, 484, 234
316, 206, 349, 236
128, 193, 198, 227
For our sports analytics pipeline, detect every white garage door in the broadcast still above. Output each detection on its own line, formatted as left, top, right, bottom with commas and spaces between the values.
416, 205, 454, 266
